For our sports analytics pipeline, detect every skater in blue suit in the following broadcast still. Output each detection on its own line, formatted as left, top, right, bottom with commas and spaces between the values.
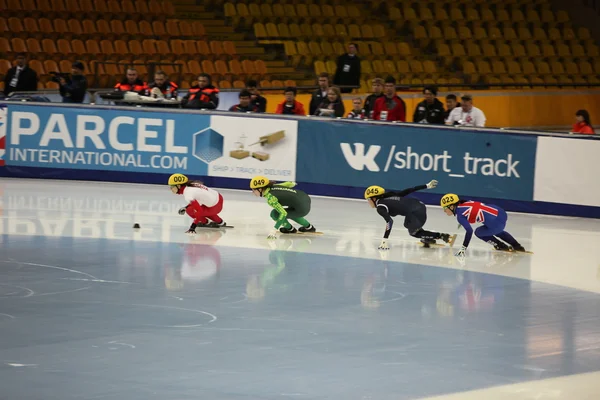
440, 193, 527, 257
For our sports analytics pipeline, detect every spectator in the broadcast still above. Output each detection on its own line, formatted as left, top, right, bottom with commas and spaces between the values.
275, 87, 306, 115
347, 97, 365, 119
246, 79, 266, 112
373, 76, 406, 122
58, 61, 87, 103
443, 94, 460, 120
309, 72, 330, 115
333, 43, 361, 93
570, 109, 595, 134
114, 68, 147, 94
445, 94, 486, 127
229, 90, 259, 113
181, 73, 219, 109
145, 70, 178, 99
413, 86, 445, 124
363, 78, 384, 119
3, 53, 38, 96
314, 86, 345, 118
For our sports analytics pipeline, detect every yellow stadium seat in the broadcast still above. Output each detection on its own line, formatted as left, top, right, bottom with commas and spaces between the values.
373, 24, 385, 38
512, 43, 526, 58
489, 26, 502, 40
536, 61, 551, 75
423, 60, 437, 74
451, 42, 466, 57
314, 61, 326, 75
410, 60, 423, 73
384, 42, 397, 57
526, 43, 541, 58
434, 6, 448, 20
360, 60, 373, 74
429, 26, 443, 41
580, 61, 593, 75
550, 61, 564, 75
541, 9, 555, 23
437, 42, 450, 57
507, 60, 522, 75
397, 42, 412, 56
419, 7, 433, 20
321, 5, 335, 18
529, 76, 544, 85
272, 4, 284, 17
556, 10, 569, 23
289, 24, 301, 38
512, 9, 525, 22
473, 27, 487, 40
466, 9, 479, 21
349, 24, 361, 38
308, 41, 321, 55
462, 61, 476, 74
450, 7, 464, 20
372, 60, 385, 73
467, 42, 481, 57
548, 28, 561, 41
496, 9, 510, 22
482, 43, 496, 57
312, 23, 324, 37
397, 60, 410, 74
516, 27, 530, 41
325, 60, 336, 75
370, 42, 384, 56
411, 77, 423, 85
320, 41, 333, 55
266, 23, 278, 37
300, 24, 312, 38
458, 26, 472, 40
414, 25, 427, 40
557, 43, 571, 57
563, 28, 575, 41
564, 61, 579, 75
443, 26, 458, 40
522, 61, 536, 75
334, 5, 348, 19
361, 25, 374, 38
308, 4, 321, 18
480, 7, 494, 21
497, 43, 512, 57
526, 9, 540, 22
332, 42, 345, 55
571, 44, 585, 57
533, 27, 548, 41
492, 61, 506, 74
261, 4, 273, 19
542, 44, 556, 58
586, 43, 599, 57
476, 60, 492, 74
322, 24, 335, 37
335, 24, 348, 37
389, 7, 402, 20
278, 23, 290, 38
383, 60, 397, 73
254, 23, 267, 39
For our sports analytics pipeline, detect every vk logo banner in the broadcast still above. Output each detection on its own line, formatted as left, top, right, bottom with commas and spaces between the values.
297, 121, 537, 201
5, 104, 212, 175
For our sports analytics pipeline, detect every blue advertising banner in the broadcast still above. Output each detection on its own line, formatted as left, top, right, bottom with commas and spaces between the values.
296, 121, 537, 201
5, 104, 212, 175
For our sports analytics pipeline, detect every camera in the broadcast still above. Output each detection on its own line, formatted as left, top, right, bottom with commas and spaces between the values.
49, 71, 70, 83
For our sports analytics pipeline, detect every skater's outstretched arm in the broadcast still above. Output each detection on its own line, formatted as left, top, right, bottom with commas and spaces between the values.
376, 204, 394, 239
265, 193, 288, 229
456, 213, 473, 248
274, 181, 296, 188
381, 185, 427, 198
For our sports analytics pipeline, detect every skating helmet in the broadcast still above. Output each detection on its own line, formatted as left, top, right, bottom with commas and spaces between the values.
168, 173, 189, 186
250, 176, 270, 189
440, 193, 459, 208
364, 185, 385, 199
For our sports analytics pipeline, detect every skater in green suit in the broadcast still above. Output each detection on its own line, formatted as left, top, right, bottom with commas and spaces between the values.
250, 176, 317, 239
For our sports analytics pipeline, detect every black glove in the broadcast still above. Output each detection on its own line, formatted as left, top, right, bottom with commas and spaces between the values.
185, 223, 197, 234
178, 206, 187, 215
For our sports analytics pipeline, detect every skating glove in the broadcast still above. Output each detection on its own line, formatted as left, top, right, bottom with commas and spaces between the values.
185, 223, 197, 234
455, 245, 467, 258
178, 206, 187, 215
378, 239, 389, 250
267, 229, 279, 239
426, 180, 438, 189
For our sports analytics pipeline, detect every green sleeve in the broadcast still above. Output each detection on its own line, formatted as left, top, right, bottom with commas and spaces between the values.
265, 192, 288, 228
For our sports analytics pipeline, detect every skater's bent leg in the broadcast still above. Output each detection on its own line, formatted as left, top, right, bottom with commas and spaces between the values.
270, 209, 281, 222
186, 201, 208, 225
290, 217, 311, 227
411, 229, 441, 239
496, 231, 521, 247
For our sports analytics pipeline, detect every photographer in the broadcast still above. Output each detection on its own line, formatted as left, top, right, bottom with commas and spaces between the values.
56, 61, 88, 103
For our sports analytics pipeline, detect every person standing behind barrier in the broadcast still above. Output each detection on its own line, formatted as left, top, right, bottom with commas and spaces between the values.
372, 76, 406, 122
363, 78, 384, 119
445, 94, 486, 127
333, 43, 361, 94
275, 87, 306, 116
58, 61, 87, 103
314, 86, 345, 118
246, 80, 267, 113
181, 73, 219, 109
570, 109, 595, 134
3, 53, 38, 96
145, 70, 178, 99
413, 86, 445, 124
309, 72, 330, 115
114, 68, 148, 95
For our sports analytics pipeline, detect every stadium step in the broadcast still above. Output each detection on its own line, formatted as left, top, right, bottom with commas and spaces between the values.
170, 0, 197, 5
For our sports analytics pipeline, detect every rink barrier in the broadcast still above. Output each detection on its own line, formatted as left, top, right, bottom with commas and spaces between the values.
0, 102, 599, 218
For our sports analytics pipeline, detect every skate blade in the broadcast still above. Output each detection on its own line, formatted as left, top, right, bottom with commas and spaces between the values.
448, 234, 457, 247
494, 248, 534, 254
286, 231, 323, 236
417, 241, 447, 248
196, 225, 234, 229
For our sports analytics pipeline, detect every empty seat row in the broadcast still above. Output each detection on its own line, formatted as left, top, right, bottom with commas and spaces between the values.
1, 18, 206, 38
254, 23, 386, 39
463, 59, 600, 76
285, 41, 413, 58
0, 38, 237, 58
437, 41, 599, 59
226, 3, 363, 20
2, 0, 175, 16
412, 24, 590, 42
389, 4, 569, 24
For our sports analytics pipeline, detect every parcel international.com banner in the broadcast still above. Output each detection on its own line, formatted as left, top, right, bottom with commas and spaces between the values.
3, 104, 298, 181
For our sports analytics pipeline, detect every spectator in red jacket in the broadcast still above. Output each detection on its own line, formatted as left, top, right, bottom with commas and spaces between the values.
571, 109, 595, 134
373, 76, 406, 122
275, 87, 306, 116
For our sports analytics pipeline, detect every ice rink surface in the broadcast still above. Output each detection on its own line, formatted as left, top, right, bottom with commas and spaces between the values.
1, 179, 600, 400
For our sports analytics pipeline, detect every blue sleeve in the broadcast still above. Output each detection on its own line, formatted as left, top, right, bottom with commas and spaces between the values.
457, 214, 473, 247
377, 204, 394, 239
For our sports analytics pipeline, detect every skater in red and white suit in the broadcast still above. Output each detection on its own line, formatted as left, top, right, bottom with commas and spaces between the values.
168, 173, 227, 233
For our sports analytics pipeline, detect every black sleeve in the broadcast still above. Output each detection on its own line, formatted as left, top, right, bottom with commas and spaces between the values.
309, 92, 320, 115
333, 55, 343, 85
61, 77, 87, 100
24, 69, 38, 91
413, 104, 421, 123
196, 91, 219, 109
334, 101, 345, 117
256, 96, 267, 112
391, 185, 428, 197
350, 56, 361, 86
377, 203, 394, 239
432, 103, 446, 124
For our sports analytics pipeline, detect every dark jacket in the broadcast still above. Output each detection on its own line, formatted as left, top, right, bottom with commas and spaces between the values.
309, 88, 329, 115
3, 66, 38, 96
443, 102, 461, 121
251, 94, 267, 113
275, 100, 306, 116
181, 84, 219, 109
59, 75, 87, 103
333, 54, 361, 89
413, 98, 446, 124
229, 103, 259, 113
363, 93, 384, 119
314, 98, 345, 118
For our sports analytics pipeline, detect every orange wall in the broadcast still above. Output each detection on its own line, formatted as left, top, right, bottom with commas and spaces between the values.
262, 90, 600, 128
